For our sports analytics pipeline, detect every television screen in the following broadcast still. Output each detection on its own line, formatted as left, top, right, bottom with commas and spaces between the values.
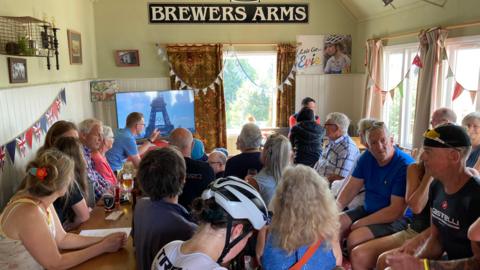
115, 90, 195, 138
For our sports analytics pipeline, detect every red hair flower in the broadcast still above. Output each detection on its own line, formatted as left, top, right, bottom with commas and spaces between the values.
28, 167, 48, 182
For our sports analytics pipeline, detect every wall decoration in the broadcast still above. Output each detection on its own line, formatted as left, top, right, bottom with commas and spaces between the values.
148, 3, 308, 24
67, 29, 82, 64
296, 34, 352, 75
90, 80, 119, 102
7, 57, 28, 83
115, 50, 140, 67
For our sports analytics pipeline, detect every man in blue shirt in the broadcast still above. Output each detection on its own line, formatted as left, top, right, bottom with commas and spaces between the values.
106, 112, 160, 171
337, 121, 414, 257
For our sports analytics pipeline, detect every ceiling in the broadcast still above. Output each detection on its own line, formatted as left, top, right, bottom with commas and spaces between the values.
338, 0, 448, 22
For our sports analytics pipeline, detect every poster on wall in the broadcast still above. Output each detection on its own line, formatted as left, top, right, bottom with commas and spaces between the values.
296, 34, 352, 75
90, 80, 119, 102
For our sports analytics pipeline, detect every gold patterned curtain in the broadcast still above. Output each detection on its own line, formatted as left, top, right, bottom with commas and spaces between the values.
166, 44, 226, 152
276, 43, 296, 127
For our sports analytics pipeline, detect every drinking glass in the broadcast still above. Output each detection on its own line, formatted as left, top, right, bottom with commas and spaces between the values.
120, 173, 134, 201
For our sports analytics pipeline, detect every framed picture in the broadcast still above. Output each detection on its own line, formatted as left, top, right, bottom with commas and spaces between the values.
7, 57, 27, 83
67, 29, 82, 64
115, 50, 140, 67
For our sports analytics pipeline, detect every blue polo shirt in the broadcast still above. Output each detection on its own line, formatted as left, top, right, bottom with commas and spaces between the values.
352, 147, 414, 214
106, 128, 138, 171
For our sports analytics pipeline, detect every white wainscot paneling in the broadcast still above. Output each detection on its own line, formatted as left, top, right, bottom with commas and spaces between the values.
0, 80, 94, 209
295, 73, 366, 125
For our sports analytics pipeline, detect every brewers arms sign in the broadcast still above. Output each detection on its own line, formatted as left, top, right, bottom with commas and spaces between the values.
148, 3, 309, 23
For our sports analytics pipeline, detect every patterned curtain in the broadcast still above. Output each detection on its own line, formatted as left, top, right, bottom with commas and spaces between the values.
362, 39, 384, 120
166, 44, 226, 152
276, 43, 296, 127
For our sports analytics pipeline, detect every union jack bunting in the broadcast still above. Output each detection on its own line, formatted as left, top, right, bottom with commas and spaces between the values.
33, 122, 43, 141
0, 146, 6, 171
16, 135, 27, 157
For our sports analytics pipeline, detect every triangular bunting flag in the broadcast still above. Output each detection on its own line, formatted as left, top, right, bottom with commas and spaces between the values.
469, 90, 477, 104
405, 69, 410, 79
446, 67, 454, 78
25, 128, 34, 148
202, 88, 208, 95
40, 115, 48, 132
452, 81, 464, 101
441, 47, 448, 61
180, 82, 186, 89
278, 85, 284, 92
284, 79, 292, 86
51, 102, 59, 119
288, 72, 295, 80
381, 91, 387, 105
390, 89, 395, 100
0, 146, 6, 171
169, 69, 175, 76
6, 140, 16, 164
175, 76, 181, 83
60, 88, 67, 104
398, 83, 404, 98
412, 55, 423, 68
33, 122, 42, 141
16, 135, 27, 157
219, 72, 224, 79
194, 89, 200, 95
367, 77, 375, 88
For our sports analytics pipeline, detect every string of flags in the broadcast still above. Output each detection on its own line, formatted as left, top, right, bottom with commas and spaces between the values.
367, 46, 478, 104
156, 45, 296, 95
0, 88, 67, 171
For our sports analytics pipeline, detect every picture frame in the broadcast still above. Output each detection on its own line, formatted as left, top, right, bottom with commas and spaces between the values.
7, 57, 28, 83
67, 29, 82, 64
115, 50, 140, 67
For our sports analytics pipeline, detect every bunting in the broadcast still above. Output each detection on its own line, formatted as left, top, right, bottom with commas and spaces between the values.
0, 88, 67, 171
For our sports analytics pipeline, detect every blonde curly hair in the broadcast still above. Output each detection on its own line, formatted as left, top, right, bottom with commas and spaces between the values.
270, 165, 340, 253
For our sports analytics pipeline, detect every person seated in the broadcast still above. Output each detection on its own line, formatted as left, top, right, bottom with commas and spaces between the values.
0, 149, 127, 269
288, 97, 321, 128
290, 108, 325, 167
151, 177, 270, 269
224, 123, 263, 180
261, 165, 342, 269
208, 150, 227, 179
430, 107, 457, 128
462, 112, 480, 170
53, 137, 90, 231
191, 138, 208, 161
169, 128, 214, 210
37, 120, 79, 154
315, 112, 360, 182
383, 124, 480, 270
91, 125, 117, 186
106, 112, 160, 172
248, 133, 291, 206
133, 147, 197, 270
336, 121, 414, 256
330, 117, 376, 210
78, 119, 111, 202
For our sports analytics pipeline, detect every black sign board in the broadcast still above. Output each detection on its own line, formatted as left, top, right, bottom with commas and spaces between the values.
148, 3, 309, 24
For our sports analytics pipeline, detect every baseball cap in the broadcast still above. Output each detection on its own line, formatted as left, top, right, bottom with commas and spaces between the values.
423, 124, 471, 148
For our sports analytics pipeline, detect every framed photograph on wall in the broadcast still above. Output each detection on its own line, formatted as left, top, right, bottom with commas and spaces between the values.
67, 29, 83, 64
7, 57, 28, 83
115, 50, 140, 67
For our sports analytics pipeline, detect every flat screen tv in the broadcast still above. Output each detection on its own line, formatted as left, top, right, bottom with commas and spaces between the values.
115, 90, 195, 138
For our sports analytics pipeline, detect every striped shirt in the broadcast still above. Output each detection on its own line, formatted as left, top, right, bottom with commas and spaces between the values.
315, 134, 360, 178
83, 145, 111, 201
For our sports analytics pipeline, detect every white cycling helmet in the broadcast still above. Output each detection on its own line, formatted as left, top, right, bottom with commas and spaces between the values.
325, 34, 344, 45
201, 176, 270, 230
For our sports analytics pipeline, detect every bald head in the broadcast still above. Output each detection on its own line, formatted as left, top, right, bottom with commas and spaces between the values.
431, 107, 457, 128
169, 128, 193, 157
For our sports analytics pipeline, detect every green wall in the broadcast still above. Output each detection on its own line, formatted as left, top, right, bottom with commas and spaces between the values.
93, 0, 358, 78
355, 0, 480, 72
0, 0, 97, 88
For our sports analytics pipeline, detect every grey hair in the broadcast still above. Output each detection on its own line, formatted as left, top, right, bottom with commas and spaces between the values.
78, 119, 102, 135
365, 122, 391, 145
326, 112, 350, 134
102, 125, 114, 139
457, 146, 472, 163
436, 107, 457, 123
358, 118, 377, 145
462, 112, 480, 126
209, 151, 227, 165
262, 134, 291, 183
237, 123, 262, 150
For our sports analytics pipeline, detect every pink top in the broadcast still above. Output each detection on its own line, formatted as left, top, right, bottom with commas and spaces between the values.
91, 151, 117, 186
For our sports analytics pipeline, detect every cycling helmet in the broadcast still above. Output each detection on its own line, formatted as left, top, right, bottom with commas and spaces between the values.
202, 176, 271, 263
325, 34, 344, 45
201, 176, 270, 230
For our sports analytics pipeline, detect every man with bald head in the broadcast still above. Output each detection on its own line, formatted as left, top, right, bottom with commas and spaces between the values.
430, 107, 457, 128
169, 128, 214, 210
208, 151, 227, 179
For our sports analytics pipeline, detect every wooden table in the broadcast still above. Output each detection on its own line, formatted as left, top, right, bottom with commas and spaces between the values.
70, 205, 137, 270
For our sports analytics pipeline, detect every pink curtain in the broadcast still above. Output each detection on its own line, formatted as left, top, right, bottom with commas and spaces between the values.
411, 28, 448, 149
362, 40, 384, 120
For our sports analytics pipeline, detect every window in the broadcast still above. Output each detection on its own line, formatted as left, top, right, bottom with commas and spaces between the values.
223, 51, 277, 132
382, 43, 420, 148
440, 36, 480, 123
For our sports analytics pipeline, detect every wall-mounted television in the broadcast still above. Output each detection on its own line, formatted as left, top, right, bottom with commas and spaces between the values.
115, 90, 195, 138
